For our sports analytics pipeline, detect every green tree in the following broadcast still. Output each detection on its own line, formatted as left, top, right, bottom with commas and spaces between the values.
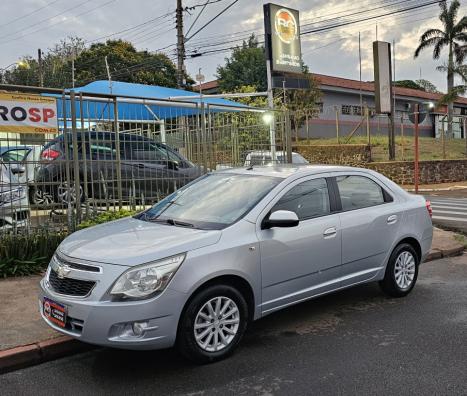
216, 35, 267, 92
394, 80, 424, 90
414, 0, 467, 136
74, 40, 184, 88
2, 38, 188, 89
2, 37, 86, 87
415, 79, 439, 93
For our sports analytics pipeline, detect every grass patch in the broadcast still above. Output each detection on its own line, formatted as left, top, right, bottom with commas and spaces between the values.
298, 136, 467, 162
454, 233, 467, 249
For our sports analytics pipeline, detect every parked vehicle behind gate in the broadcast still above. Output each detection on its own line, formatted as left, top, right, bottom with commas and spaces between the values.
39, 165, 433, 363
0, 145, 42, 203
0, 160, 30, 231
34, 131, 202, 204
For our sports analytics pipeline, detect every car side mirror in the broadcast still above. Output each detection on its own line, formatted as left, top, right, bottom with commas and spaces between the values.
263, 210, 299, 229
10, 164, 26, 175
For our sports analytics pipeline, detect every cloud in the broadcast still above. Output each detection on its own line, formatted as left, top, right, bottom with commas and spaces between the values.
0, 0, 460, 92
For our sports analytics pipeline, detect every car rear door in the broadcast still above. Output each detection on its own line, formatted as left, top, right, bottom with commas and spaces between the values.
257, 175, 342, 314
332, 172, 404, 286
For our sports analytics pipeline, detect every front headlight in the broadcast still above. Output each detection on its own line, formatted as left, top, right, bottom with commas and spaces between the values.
110, 253, 186, 299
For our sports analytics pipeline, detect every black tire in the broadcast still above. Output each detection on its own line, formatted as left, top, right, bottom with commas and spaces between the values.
177, 284, 248, 364
379, 243, 419, 298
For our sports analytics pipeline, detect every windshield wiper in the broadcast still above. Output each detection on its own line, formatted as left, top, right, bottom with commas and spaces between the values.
147, 217, 195, 228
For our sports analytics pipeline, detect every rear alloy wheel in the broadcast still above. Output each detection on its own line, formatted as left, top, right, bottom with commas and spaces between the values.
380, 243, 419, 297
57, 182, 84, 204
177, 285, 248, 363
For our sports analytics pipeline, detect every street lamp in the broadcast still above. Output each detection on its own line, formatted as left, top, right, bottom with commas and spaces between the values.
262, 112, 273, 124
0, 60, 29, 83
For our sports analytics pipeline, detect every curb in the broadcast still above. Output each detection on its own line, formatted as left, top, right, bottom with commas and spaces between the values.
424, 246, 464, 262
0, 336, 94, 374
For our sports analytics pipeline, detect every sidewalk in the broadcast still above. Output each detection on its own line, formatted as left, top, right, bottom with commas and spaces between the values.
403, 180, 467, 193
0, 227, 464, 373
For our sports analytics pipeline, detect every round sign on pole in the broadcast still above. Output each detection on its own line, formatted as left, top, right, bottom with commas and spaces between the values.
407, 102, 427, 124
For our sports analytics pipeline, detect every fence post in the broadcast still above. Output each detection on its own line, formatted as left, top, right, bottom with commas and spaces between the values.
160, 120, 166, 144
335, 106, 340, 144
285, 110, 292, 164
113, 97, 123, 210
78, 93, 89, 220
61, 93, 74, 231
70, 91, 82, 223
200, 102, 208, 173
400, 115, 404, 161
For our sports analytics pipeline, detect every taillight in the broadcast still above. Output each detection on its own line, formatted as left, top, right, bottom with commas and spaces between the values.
425, 200, 432, 218
41, 148, 60, 161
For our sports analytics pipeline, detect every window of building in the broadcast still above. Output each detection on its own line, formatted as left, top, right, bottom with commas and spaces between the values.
352, 106, 362, 116
272, 178, 330, 220
341, 105, 352, 115
336, 175, 388, 210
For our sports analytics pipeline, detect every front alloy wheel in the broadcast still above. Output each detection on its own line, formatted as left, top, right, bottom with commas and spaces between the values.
177, 284, 248, 363
194, 296, 240, 352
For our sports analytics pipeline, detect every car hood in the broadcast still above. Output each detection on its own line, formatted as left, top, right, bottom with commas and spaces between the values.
58, 217, 221, 266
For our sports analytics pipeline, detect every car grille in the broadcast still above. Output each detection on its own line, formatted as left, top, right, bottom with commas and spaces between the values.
48, 268, 96, 297
55, 254, 101, 273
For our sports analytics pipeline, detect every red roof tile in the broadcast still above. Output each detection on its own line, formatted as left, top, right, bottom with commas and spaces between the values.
194, 74, 467, 105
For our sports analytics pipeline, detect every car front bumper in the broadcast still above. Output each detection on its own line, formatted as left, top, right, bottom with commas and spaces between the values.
38, 274, 188, 350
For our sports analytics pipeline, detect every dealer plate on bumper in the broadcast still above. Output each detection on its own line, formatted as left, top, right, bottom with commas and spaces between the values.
43, 297, 67, 328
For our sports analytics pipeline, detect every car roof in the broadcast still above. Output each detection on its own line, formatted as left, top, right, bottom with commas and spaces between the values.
217, 164, 360, 179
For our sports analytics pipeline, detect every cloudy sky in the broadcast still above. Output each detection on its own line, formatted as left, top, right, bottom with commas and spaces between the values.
0, 0, 465, 91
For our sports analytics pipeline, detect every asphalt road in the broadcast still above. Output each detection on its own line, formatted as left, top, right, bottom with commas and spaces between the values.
426, 194, 467, 233
1, 255, 467, 396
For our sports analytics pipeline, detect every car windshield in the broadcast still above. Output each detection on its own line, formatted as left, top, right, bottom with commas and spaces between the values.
138, 173, 281, 230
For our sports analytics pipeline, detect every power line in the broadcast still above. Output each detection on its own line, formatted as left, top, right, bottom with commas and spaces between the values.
84, 12, 176, 44
0, 0, 63, 29
185, 0, 239, 42
0, 0, 93, 42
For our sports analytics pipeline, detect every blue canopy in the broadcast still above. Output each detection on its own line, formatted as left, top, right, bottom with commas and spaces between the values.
56, 81, 244, 122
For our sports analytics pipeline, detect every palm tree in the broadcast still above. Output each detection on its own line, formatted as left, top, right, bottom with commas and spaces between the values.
414, 0, 467, 137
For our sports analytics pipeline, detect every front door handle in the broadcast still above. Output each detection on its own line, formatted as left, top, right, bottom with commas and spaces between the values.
323, 227, 337, 238
387, 215, 398, 224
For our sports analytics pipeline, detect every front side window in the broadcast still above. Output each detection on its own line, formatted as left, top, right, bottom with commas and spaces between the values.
272, 178, 330, 220
336, 175, 385, 210
140, 173, 281, 229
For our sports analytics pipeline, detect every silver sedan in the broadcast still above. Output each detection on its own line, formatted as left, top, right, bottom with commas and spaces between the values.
39, 165, 433, 363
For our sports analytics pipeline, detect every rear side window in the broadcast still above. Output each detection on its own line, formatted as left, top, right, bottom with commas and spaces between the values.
272, 178, 330, 220
336, 175, 387, 210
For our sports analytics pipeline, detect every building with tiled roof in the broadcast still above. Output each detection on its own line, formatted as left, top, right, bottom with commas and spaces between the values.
195, 74, 467, 139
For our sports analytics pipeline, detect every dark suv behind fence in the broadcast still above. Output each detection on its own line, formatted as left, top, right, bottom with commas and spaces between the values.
34, 131, 202, 205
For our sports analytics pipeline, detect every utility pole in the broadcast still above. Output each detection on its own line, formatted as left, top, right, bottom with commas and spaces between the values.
176, 0, 185, 88
105, 56, 112, 94
37, 48, 44, 87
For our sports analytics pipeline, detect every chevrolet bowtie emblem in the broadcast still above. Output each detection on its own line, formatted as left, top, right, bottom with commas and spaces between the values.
56, 263, 71, 279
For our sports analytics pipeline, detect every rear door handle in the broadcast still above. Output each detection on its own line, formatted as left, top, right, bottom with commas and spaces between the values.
387, 215, 398, 224
323, 227, 337, 238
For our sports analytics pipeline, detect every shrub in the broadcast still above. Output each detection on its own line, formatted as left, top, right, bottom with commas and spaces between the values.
77, 209, 137, 230
0, 232, 67, 278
